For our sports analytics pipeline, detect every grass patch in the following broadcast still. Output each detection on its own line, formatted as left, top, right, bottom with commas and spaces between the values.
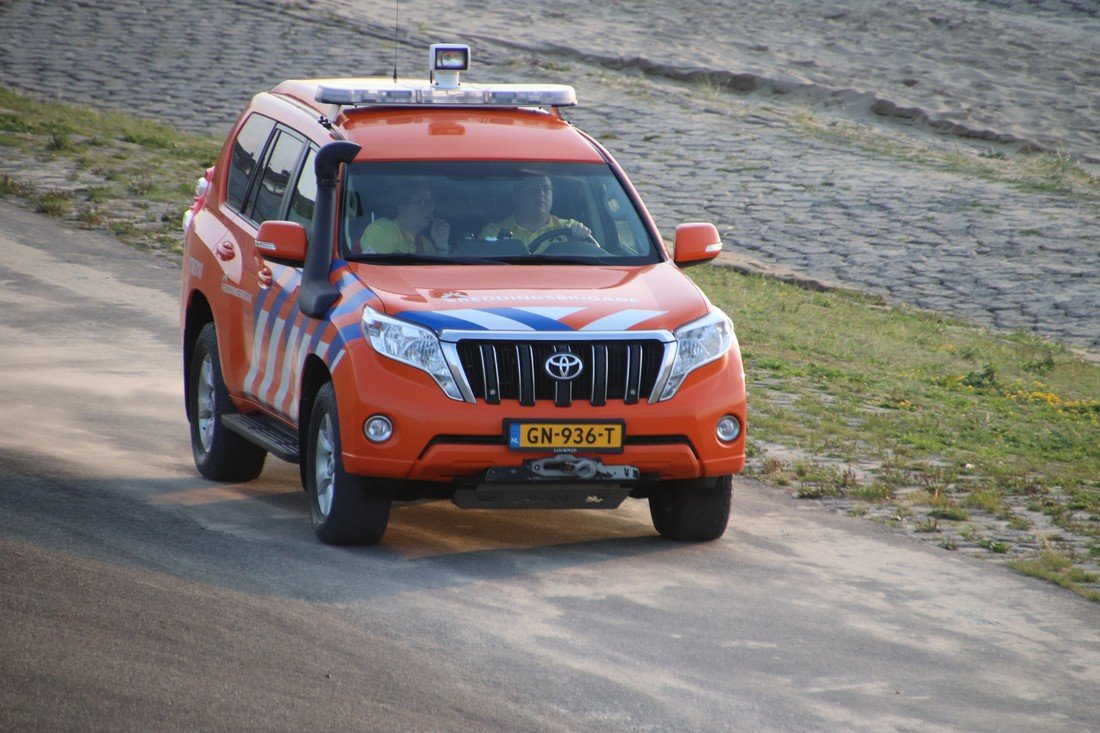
696, 264, 1099, 598
0, 85, 220, 256
914, 518, 940, 533
1010, 551, 1100, 601
928, 506, 971, 522
1, 175, 73, 217
791, 109, 1099, 200
35, 190, 72, 217
978, 538, 1010, 554
697, 265, 1099, 493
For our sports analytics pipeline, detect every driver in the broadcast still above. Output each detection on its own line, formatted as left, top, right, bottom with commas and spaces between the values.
479, 175, 592, 253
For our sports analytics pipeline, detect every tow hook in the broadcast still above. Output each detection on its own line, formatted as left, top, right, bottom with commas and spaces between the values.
531, 456, 598, 479
528, 456, 639, 481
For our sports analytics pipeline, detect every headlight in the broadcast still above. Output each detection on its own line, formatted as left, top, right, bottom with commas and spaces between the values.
658, 310, 734, 401
361, 306, 463, 400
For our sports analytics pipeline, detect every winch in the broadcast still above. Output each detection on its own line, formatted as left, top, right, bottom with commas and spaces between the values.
487, 456, 640, 483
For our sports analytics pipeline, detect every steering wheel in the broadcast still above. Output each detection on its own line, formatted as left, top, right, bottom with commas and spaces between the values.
527, 227, 601, 253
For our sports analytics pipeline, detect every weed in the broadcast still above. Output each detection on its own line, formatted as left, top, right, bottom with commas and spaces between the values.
0, 174, 36, 197
47, 132, 74, 151
128, 177, 155, 196
966, 489, 1006, 514
760, 456, 785, 476
77, 206, 103, 227
84, 186, 111, 203
539, 61, 572, 72
696, 75, 729, 101
961, 364, 998, 389
851, 483, 893, 502
109, 220, 137, 237
929, 506, 971, 521
1021, 345, 1059, 375
35, 190, 72, 217
915, 518, 940, 533
796, 483, 840, 499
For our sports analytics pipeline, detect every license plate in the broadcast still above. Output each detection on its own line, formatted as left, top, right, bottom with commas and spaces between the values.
506, 421, 624, 453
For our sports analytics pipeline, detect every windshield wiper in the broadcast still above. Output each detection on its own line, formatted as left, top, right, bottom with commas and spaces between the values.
352, 253, 506, 265
496, 255, 603, 266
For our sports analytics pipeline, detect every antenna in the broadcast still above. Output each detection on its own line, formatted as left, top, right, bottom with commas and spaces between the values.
392, 0, 399, 83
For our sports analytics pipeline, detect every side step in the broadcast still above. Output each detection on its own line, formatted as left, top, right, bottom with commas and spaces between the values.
222, 413, 300, 463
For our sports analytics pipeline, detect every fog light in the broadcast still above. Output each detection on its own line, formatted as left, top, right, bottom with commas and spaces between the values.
716, 415, 741, 442
364, 415, 393, 443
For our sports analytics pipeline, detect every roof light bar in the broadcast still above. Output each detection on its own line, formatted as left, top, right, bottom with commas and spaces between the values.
315, 81, 576, 108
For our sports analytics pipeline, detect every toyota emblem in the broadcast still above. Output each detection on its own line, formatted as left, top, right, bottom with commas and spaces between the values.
545, 352, 584, 381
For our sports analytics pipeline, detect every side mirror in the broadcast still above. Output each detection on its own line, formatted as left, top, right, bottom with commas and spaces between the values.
672, 222, 722, 268
256, 220, 308, 263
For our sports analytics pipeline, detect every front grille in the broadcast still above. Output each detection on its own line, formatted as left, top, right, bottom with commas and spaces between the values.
457, 339, 666, 407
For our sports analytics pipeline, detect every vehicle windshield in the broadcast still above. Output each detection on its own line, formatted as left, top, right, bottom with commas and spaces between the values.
340, 162, 661, 264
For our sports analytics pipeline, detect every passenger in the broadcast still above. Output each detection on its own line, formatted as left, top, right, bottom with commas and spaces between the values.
360, 182, 450, 255
479, 175, 593, 253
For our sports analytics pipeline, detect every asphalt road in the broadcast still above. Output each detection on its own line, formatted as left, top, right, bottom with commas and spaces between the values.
0, 199, 1097, 732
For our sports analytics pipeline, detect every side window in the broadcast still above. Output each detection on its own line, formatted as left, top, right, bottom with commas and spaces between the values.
247, 130, 306, 225
226, 113, 275, 212
286, 147, 318, 230
602, 184, 643, 254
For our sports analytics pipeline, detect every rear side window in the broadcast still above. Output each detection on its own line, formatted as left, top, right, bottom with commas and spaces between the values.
248, 130, 307, 224
286, 148, 318, 230
226, 113, 275, 212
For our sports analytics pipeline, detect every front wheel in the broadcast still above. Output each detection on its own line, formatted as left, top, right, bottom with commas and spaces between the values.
649, 476, 732, 542
188, 323, 266, 481
305, 382, 391, 545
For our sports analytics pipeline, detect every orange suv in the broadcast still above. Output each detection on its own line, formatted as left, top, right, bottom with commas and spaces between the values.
181, 45, 745, 545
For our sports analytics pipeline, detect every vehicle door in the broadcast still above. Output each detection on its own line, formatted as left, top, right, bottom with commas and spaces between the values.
219, 121, 314, 417
241, 142, 320, 422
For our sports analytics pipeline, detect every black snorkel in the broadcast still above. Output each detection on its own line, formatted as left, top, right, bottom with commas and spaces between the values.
299, 140, 361, 318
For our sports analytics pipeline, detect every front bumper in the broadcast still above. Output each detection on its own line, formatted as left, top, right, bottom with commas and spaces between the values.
335, 342, 745, 483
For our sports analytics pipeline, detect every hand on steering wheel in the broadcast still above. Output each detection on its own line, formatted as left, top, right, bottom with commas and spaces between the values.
527, 226, 600, 253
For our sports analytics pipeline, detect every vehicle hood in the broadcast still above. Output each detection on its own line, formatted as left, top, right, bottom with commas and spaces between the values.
347, 262, 711, 335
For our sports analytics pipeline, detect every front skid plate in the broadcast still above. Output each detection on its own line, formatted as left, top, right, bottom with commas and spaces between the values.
453, 487, 629, 509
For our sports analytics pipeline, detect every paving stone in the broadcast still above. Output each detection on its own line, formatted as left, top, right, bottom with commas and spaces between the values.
0, 0, 1096, 353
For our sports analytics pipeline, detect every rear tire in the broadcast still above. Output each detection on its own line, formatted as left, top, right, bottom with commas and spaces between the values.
305, 382, 391, 545
188, 323, 266, 481
649, 475, 732, 542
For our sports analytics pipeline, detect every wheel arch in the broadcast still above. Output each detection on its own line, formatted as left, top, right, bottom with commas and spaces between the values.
297, 354, 332, 487
183, 290, 214, 422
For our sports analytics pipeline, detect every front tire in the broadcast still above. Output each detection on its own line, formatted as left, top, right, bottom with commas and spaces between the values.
306, 382, 391, 545
649, 475, 732, 542
188, 323, 266, 481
